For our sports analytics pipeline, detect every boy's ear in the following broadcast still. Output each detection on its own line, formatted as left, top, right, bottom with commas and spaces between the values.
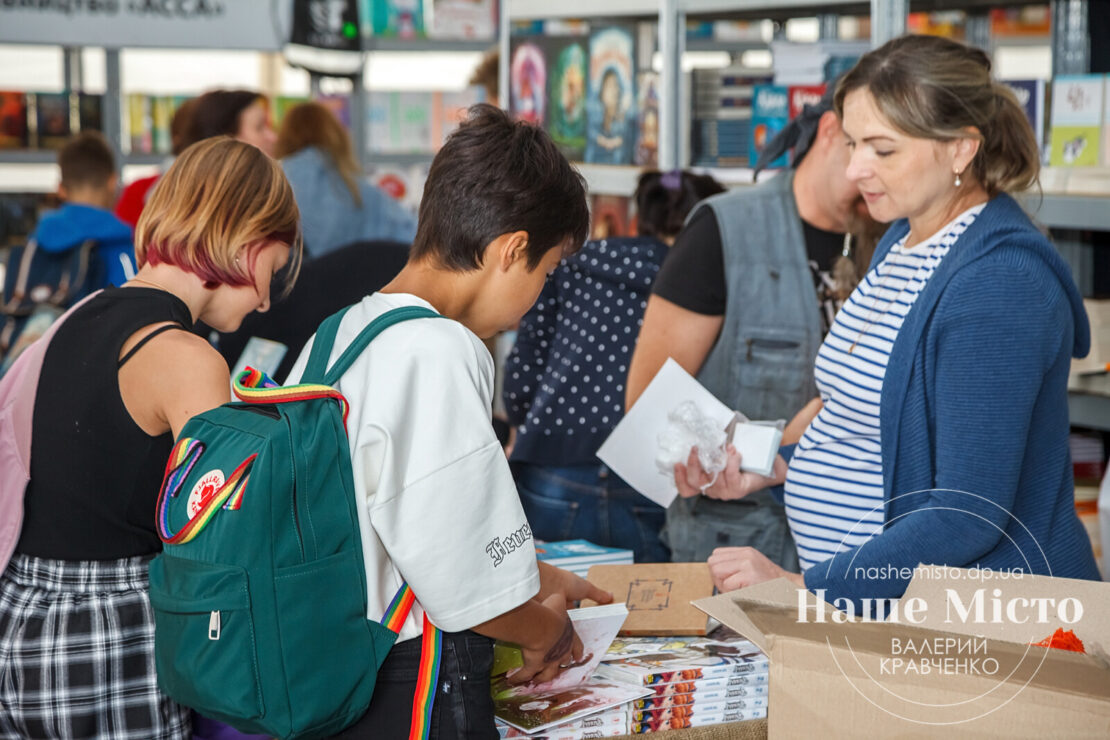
494, 230, 531, 272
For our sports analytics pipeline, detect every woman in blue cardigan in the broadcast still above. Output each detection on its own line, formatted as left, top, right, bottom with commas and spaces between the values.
676, 34, 1100, 610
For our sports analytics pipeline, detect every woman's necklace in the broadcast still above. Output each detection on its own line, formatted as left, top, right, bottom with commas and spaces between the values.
129, 276, 173, 293
848, 262, 897, 355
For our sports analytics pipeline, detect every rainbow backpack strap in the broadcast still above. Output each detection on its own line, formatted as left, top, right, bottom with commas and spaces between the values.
382, 583, 442, 740
155, 437, 255, 544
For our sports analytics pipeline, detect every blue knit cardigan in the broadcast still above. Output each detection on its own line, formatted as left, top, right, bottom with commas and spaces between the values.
782, 194, 1101, 608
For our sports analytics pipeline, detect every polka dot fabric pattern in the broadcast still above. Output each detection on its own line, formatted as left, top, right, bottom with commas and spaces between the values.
504, 236, 668, 466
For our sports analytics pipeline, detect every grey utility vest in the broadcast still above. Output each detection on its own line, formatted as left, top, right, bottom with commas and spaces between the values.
695, 169, 822, 422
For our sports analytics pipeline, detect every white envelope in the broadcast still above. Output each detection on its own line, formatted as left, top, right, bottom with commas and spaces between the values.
597, 358, 782, 507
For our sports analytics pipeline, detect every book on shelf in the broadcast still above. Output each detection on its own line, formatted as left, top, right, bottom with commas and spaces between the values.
151, 96, 175, 155
750, 84, 788, 170
596, 632, 769, 686
634, 72, 660, 168
589, 195, 633, 242
34, 92, 73, 150
547, 37, 588, 161
583, 563, 714, 636
585, 25, 636, 166
1049, 74, 1103, 167
0, 92, 28, 149
362, 0, 425, 39
1003, 79, 1047, 155
510, 38, 547, 127
787, 84, 826, 120
77, 93, 103, 135
425, 0, 496, 41
127, 94, 152, 154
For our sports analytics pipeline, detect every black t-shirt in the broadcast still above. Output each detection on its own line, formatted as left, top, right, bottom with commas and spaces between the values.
652, 206, 846, 335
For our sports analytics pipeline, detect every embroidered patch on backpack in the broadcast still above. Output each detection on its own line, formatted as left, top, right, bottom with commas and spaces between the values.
188, 470, 225, 518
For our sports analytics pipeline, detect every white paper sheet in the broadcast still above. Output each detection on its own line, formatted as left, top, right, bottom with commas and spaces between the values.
597, 358, 782, 507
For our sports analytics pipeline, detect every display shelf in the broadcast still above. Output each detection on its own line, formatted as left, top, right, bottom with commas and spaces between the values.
1021, 193, 1110, 232
684, 38, 769, 52
365, 151, 437, 167
363, 38, 494, 53
0, 151, 57, 165
508, 0, 660, 21
1069, 392, 1110, 432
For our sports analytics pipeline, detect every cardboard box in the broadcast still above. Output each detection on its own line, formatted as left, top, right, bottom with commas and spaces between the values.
586, 563, 714, 635
695, 567, 1110, 737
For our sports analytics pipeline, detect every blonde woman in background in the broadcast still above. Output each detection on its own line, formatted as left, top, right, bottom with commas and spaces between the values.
277, 101, 417, 257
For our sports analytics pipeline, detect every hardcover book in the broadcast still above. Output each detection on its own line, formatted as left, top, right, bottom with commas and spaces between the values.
510, 38, 547, 126
585, 25, 635, 165
0, 91, 28, 148
634, 72, 660, 167
628, 706, 767, 733
36, 92, 73, 150
1003, 79, 1046, 154
1049, 74, 1103, 167
596, 632, 768, 685
547, 38, 588, 160
127, 94, 152, 154
749, 84, 789, 169
584, 563, 714, 636
76, 93, 103, 133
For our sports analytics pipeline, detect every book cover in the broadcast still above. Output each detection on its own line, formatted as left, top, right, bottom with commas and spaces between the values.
431, 87, 480, 149
547, 38, 588, 161
630, 683, 768, 710
628, 706, 767, 733
596, 633, 768, 686
76, 93, 102, 133
1003, 79, 1046, 154
500, 711, 628, 739
584, 563, 714, 636
127, 94, 152, 154
634, 72, 660, 167
314, 94, 352, 130
426, 0, 495, 41
363, 0, 425, 39
750, 84, 788, 168
493, 680, 649, 735
396, 92, 433, 152
36, 92, 73, 150
1049, 74, 1103, 167
510, 38, 547, 126
0, 91, 28, 148
535, 540, 634, 566
589, 195, 631, 240
273, 96, 309, 129
637, 672, 769, 698
787, 83, 826, 120
492, 604, 629, 693
151, 96, 175, 154
629, 696, 767, 723
585, 25, 635, 165
366, 92, 395, 152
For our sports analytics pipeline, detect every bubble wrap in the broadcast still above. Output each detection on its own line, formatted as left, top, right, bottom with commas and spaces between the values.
655, 401, 728, 476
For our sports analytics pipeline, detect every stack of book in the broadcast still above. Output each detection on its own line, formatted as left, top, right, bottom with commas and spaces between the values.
689, 66, 769, 168
596, 632, 770, 733
534, 540, 634, 578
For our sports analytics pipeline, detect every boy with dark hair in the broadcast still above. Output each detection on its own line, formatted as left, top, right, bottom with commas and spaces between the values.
286, 104, 601, 739
35, 131, 135, 289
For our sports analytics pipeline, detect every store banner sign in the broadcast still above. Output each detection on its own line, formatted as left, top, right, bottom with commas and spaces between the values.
0, 0, 292, 51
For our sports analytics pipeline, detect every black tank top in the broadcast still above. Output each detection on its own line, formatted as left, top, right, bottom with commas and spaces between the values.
17, 287, 194, 560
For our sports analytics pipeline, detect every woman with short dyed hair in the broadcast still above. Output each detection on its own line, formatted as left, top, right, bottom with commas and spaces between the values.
0, 137, 302, 739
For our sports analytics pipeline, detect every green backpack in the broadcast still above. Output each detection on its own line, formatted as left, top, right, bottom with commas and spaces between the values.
149, 305, 442, 740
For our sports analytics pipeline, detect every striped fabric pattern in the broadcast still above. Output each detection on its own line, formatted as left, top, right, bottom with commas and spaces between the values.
783, 205, 985, 571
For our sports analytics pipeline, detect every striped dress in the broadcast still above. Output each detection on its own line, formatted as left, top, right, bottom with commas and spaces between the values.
783, 204, 985, 571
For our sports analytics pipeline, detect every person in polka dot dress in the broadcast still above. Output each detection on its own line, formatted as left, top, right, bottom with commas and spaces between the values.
503, 170, 724, 563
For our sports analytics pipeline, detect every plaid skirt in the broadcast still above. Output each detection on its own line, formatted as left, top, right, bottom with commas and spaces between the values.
0, 554, 191, 740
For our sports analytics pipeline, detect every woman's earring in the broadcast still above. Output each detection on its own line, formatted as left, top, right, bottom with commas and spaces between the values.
954, 170, 962, 188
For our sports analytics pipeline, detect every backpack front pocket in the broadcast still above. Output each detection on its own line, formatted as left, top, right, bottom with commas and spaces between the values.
149, 556, 264, 721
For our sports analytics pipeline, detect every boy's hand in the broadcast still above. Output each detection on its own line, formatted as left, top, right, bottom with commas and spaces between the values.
537, 561, 614, 607
508, 594, 584, 685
